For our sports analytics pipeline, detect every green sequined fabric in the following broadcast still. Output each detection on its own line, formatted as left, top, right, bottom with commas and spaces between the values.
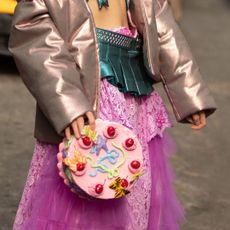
96, 28, 154, 97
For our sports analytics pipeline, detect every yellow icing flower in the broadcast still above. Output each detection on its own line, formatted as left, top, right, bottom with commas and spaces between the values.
81, 126, 97, 143
109, 177, 130, 198
63, 150, 87, 172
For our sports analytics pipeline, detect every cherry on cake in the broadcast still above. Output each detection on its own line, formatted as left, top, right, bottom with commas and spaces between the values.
57, 119, 144, 200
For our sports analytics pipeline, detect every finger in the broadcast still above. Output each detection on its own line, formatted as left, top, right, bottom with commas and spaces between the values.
199, 111, 207, 126
191, 123, 206, 130
191, 111, 207, 129
65, 127, 71, 139
76, 116, 85, 136
191, 116, 206, 129
86, 111, 96, 130
192, 113, 200, 126
71, 121, 80, 139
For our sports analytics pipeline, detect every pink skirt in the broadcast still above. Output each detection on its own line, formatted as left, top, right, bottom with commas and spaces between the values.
13, 27, 184, 230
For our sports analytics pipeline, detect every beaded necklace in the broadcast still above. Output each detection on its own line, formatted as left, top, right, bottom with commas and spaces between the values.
86, 0, 129, 10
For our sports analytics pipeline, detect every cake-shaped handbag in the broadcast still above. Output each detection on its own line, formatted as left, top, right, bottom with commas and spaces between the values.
57, 119, 145, 200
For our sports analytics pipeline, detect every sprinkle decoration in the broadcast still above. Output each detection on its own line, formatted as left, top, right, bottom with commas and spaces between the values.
65, 135, 74, 150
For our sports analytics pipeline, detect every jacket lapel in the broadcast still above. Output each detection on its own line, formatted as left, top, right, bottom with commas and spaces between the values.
129, 0, 160, 75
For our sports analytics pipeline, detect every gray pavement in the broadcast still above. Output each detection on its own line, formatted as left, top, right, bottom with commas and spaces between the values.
0, 0, 230, 229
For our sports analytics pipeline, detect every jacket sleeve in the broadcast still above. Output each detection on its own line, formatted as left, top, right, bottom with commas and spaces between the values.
154, 0, 217, 122
8, 0, 93, 135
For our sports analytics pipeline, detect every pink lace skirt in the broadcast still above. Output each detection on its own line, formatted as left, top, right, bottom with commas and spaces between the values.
13, 27, 184, 230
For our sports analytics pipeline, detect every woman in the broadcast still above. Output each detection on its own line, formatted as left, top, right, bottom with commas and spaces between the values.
9, 0, 217, 229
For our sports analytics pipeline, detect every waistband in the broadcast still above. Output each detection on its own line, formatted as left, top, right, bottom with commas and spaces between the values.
96, 27, 142, 51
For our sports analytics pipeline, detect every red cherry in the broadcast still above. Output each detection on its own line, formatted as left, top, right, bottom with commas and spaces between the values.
131, 160, 141, 169
77, 163, 85, 171
107, 126, 116, 137
82, 136, 92, 146
95, 184, 104, 194
125, 138, 134, 148
121, 179, 129, 188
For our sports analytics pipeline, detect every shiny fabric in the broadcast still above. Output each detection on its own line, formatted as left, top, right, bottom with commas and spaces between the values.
9, 0, 217, 143
96, 27, 154, 96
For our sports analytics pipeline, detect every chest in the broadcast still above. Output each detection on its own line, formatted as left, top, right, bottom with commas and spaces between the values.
86, 0, 130, 28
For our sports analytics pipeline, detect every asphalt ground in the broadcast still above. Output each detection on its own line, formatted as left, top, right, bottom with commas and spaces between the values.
0, 0, 230, 229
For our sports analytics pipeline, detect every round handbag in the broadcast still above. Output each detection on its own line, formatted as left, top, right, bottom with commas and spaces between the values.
57, 119, 145, 200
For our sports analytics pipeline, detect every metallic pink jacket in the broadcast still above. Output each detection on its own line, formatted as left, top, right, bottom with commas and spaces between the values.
9, 0, 217, 143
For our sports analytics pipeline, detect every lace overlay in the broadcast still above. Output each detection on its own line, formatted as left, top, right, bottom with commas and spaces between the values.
99, 79, 172, 229
14, 142, 57, 229
107, 26, 138, 38
13, 26, 173, 230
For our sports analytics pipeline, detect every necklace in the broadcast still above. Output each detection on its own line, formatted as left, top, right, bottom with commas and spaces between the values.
96, 0, 109, 9
86, 0, 129, 11
86, 0, 109, 10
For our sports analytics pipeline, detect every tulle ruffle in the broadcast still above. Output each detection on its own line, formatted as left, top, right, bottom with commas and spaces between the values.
13, 131, 184, 230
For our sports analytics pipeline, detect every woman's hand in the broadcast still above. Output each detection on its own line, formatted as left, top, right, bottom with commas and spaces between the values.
65, 111, 96, 139
186, 111, 207, 130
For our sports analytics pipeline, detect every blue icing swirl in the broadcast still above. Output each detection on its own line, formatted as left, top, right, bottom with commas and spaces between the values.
88, 135, 120, 177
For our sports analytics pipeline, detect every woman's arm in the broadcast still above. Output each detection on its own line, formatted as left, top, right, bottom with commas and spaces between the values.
9, 0, 94, 136
154, 0, 217, 125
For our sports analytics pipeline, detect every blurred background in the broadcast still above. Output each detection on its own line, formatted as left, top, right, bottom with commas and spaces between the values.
0, 0, 229, 229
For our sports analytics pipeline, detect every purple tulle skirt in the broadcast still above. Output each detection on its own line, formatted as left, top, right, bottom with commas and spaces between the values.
13, 27, 184, 230
13, 130, 184, 230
